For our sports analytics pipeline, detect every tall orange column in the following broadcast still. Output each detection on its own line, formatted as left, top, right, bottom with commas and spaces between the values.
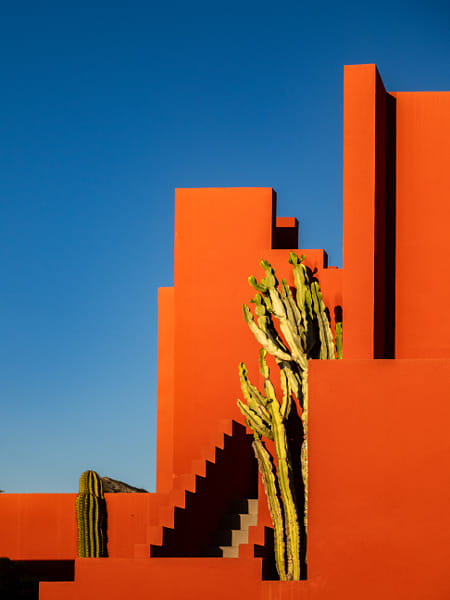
343, 64, 396, 359
394, 91, 450, 358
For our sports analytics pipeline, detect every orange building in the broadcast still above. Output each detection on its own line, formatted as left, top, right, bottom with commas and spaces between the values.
1, 64, 450, 599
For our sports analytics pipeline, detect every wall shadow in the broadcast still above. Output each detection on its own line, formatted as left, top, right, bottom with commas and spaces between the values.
383, 92, 397, 358
374, 83, 396, 358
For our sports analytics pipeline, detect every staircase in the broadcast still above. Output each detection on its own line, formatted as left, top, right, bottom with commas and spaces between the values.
40, 421, 263, 598
207, 498, 259, 558
150, 421, 258, 557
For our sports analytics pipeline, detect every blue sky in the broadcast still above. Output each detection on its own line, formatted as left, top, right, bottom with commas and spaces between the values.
1, 4, 449, 493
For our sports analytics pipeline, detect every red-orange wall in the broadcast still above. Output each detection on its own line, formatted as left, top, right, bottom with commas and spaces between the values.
343, 64, 396, 360
308, 359, 450, 600
343, 65, 379, 359
0, 492, 167, 561
343, 65, 450, 361
0, 494, 77, 559
168, 187, 342, 478
37, 361, 450, 599
394, 91, 450, 358
156, 286, 175, 494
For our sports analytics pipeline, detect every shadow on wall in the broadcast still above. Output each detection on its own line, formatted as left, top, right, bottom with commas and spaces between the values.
374, 90, 396, 359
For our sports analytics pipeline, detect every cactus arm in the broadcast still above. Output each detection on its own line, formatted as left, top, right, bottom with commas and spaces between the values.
263, 377, 300, 580
335, 321, 343, 359
280, 367, 291, 420
258, 348, 270, 379
253, 293, 296, 361
239, 368, 270, 413
289, 252, 309, 312
311, 282, 335, 360
303, 287, 316, 355
237, 399, 273, 439
289, 253, 316, 355
243, 304, 292, 362
280, 362, 303, 409
258, 262, 307, 369
280, 280, 302, 336
252, 437, 287, 581
238, 361, 274, 438
300, 371, 309, 531
269, 287, 307, 369
269, 402, 300, 579
248, 275, 268, 294
239, 362, 269, 411
281, 280, 307, 355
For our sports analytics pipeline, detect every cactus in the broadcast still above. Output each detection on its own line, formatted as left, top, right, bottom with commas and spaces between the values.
76, 470, 108, 558
335, 321, 343, 360
238, 253, 341, 580
252, 435, 287, 580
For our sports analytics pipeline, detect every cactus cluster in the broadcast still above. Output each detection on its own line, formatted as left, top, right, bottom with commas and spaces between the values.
76, 470, 108, 558
238, 252, 341, 580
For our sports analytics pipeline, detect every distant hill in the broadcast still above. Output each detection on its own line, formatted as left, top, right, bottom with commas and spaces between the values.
101, 477, 148, 493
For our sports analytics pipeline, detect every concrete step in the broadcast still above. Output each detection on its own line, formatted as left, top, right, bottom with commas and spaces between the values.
227, 498, 258, 516
208, 498, 258, 559
220, 510, 258, 531
40, 557, 262, 600
220, 545, 239, 558
211, 527, 249, 547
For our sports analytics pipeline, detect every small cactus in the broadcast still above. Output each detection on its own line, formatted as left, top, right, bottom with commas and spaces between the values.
76, 470, 108, 557
238, 253, 341, 580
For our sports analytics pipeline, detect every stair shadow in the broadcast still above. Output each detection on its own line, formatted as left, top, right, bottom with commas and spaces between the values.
151, 421, 258, 557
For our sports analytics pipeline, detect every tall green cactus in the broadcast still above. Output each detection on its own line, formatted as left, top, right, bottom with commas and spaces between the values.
238, 253, 341, 580
76, 470, 108, 558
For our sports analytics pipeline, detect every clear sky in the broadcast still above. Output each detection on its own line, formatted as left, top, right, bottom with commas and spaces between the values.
1, 3, 449, 493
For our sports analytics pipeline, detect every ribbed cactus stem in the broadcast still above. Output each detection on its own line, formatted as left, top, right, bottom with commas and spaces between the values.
238, 362, 273, 440
243, 304, 292, 362
311, 282, 335, 359
335, 322, 343, 359
252, 437, 287, 581
238, 253, 341, 581
300, 372, 309, 531
265, 379, 300, 580
76, 470, 108, 558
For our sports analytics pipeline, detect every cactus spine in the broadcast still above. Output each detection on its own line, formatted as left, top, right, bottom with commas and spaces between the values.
76, 470, 108, 558
238, 253, 341, 580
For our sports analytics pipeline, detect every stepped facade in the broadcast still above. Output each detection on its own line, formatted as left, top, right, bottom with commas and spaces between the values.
1, 64, 450, 599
